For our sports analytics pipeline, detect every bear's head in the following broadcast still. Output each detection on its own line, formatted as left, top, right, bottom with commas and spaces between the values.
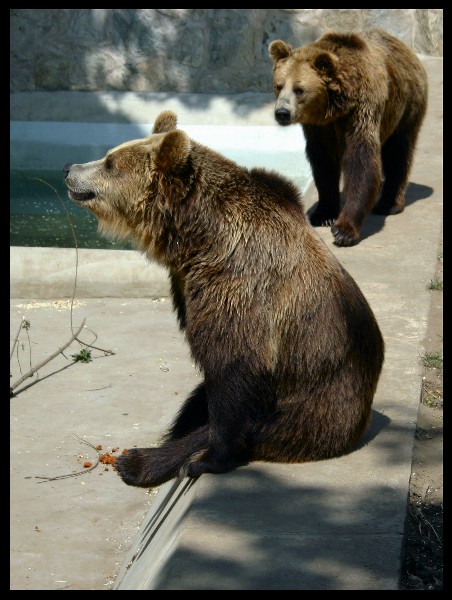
269, 39, 353, 126
63, 111, 194, 248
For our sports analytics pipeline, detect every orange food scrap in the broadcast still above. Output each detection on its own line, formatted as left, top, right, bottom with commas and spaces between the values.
99, 453, 117, 465
83, 461, 93, 468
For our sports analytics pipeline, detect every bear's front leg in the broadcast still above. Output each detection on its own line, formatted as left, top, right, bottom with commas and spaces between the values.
303, 124, 342, 227
309, 207, 340, 227
332, 137, 382, 246
177, 365, 274, 478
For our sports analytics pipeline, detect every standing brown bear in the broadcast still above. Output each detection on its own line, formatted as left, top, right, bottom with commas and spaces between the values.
269, 29, 428, 246
64, 111, 384, 488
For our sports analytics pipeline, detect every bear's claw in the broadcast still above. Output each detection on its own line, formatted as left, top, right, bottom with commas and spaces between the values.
114, 451, 143, 486
309, 211, 339, 228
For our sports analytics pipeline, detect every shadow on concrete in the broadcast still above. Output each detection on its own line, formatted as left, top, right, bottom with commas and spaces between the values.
150, 444, 409, 590
355, 409, 390, 448
115, 407, 439, 590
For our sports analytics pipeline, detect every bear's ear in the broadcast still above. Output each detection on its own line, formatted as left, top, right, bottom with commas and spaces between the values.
152, 111, 178, 135
321, 32, 366, 51
269, 40, 292, 62
152, 130, 191, 172
313, 52, 338, 78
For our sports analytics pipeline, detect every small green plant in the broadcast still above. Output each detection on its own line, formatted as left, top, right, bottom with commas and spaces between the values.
71, 348, 92, 363
421, 351, 443, 370
427, 277, 443, 291
423, 387, 443, 408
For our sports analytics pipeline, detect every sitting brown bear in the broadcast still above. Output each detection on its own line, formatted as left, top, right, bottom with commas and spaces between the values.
64, 110, 385, 488
269, 29, 428, 246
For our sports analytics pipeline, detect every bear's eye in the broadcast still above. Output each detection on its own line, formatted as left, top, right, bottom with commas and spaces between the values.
105, 157, 115, 171
275, 83, 283, 94
294, 88, 304, 97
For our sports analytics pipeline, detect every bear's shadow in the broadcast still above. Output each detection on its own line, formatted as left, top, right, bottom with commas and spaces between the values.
307, 182, 433, 243
353, 409, 391, 451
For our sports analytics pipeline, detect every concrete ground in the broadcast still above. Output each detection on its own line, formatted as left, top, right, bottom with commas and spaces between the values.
10, 56, 442, 590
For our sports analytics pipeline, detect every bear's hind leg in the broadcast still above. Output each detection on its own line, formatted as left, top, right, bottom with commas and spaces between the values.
251, 393, 372, 464
115, 425, 209, 488
373, 126, 421, 216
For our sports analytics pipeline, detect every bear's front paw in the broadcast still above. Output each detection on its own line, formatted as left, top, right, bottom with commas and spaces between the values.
309, 209, 339, 227
180, 452, 246, 478
331, 223, 360, 247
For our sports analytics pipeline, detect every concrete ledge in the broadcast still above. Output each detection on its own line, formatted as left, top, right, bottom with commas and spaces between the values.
113, 477, 198, 590
10, 91, 276, 125
10, 246, 170, 299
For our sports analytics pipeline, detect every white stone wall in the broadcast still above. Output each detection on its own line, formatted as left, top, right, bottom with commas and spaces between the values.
10, 9, 443, 94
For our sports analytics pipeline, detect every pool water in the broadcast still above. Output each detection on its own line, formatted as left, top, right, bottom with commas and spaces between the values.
10, 170, 134, 250
10, 166, 310, 250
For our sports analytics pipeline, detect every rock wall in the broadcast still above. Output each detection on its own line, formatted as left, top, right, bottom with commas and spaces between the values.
10, 9, 443, 94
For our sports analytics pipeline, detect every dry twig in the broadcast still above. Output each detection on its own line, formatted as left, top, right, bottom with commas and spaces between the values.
10, 177, 116, 397
35, 434, 102, 482
10, 318, 86, 396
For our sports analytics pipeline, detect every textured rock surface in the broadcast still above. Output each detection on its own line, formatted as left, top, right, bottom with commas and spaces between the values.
10, 9, 443, 93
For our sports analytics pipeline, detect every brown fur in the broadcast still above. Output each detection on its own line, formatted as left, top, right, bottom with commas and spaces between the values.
269, 28, 428, 246
64, 111, 385, 488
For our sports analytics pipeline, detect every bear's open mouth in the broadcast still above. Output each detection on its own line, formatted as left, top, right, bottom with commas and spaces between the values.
68, 189, 96, 202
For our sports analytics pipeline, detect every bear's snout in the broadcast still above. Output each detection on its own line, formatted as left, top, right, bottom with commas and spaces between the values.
274, 108, 292, 126
64, 163, 97, 202
63, 163, 73, 177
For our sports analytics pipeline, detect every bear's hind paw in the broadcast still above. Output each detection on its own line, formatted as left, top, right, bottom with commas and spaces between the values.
372, 201, 404, 216
115, 447, 176, 488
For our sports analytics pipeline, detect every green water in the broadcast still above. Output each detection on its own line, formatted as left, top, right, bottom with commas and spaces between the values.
10, 170, 134, 250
